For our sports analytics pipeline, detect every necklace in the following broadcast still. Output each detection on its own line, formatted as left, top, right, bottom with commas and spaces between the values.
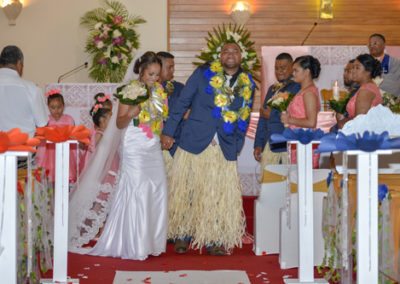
204, 61, 255, 134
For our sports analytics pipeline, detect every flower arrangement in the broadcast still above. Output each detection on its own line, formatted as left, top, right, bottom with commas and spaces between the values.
382, 92, 400, 113
114, 80, 149, 105
266, 91, 295, 112
195, 23, 260, 80
328, 93, 351, 114
80, 0, 146, 82
205, 61, 255, 134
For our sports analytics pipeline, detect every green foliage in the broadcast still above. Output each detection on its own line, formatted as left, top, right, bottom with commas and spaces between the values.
194, 23, 260, 80
80, 0, 146, 82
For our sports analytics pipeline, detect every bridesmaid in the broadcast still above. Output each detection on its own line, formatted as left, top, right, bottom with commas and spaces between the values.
281, 55, 321, 167
337, 53, 382, 129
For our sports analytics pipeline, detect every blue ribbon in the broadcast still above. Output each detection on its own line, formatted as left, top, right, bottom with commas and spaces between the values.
317, 131, 400, 153
271, 128, 325, 145
378, 184, 389, 202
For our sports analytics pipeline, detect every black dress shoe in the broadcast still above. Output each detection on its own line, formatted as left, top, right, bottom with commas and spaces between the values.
174, 239, 189, 254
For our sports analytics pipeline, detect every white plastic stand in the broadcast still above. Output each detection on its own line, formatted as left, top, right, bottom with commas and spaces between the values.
41, 141, 78, 284
0, 152, 29, 284
345, 150, 391, 284
284, 142, 327, 284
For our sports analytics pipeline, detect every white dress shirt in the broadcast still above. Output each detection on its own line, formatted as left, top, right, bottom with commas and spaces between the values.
0, 68, 48, 137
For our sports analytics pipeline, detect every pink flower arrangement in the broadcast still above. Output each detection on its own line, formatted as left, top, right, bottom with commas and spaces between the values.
45, 89, 62, 97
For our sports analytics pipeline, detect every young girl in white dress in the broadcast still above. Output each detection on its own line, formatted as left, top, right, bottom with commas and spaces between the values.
70, 52, 168, 260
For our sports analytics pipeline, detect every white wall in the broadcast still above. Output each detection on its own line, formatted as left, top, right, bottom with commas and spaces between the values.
0, 0, 167, 86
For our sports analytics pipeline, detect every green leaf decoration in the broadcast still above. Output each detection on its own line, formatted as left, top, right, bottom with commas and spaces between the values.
194, 23, 260, 80
80, 0, 146, 82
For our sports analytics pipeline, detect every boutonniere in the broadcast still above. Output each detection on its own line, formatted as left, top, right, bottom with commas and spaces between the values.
272, 82, 284, 92
165, 80, 175, 95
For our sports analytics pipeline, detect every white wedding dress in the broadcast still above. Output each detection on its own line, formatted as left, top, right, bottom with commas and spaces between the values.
74, 123, 168, 260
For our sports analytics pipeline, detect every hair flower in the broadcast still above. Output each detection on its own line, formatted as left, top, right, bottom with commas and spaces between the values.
45, 89, 62, 97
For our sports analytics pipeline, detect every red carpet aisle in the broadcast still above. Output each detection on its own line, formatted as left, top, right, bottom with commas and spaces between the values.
43, 244, 327, 283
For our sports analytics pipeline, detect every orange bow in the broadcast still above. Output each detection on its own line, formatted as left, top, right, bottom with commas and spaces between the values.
0, 128, 41, 154
35, 125, 91, 145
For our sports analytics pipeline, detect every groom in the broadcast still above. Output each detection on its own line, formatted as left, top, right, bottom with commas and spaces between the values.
161, 41, 255, 255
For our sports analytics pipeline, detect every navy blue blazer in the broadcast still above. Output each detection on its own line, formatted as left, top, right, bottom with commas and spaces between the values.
163, 65, 254, 161
254, 80, 300, 152
164, 80, 185, 156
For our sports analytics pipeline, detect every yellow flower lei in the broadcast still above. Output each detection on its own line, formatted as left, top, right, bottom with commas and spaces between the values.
136, 82, 168, 136
206, 61, 254, 134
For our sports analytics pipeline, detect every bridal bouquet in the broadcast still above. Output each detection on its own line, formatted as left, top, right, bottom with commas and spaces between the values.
114, 80, 149, 105
266, 91, 294, 112
328, 93, 351, 114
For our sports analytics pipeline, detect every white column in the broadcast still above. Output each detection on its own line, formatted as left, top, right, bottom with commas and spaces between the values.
345, 149, 391, 284
0, 152, 28, 284
41, 141, 78, 284
284, 142, 327, 284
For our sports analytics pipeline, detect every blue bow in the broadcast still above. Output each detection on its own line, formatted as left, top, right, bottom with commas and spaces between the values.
271, 128, 325, 145
378, 184, 389, 202
317, 131, 400, 153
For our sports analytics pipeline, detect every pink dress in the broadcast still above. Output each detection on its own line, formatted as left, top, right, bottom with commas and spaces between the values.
346, 82, 382, 119
287, 85, 321, 168
36, 114, 77, 183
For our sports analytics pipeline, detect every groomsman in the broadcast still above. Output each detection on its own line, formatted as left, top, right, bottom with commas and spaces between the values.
368, 33, 400, 96
161, 42, 255, 255
157, 51, 185, 156
253, 53, 300, 168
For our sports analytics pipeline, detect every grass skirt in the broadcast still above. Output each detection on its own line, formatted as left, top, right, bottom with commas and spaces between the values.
168, 145, 246, 251
260, 142, 288, 173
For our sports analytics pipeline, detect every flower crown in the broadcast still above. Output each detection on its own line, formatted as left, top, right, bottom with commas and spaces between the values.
96, 94, 111, 103
45, 89, 62, 97
194, 23, 260, 79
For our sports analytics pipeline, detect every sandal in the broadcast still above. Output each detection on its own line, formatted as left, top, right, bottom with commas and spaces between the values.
174, 239, 189, 254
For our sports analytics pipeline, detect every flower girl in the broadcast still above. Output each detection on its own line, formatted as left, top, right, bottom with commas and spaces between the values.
35, 89, 77, 183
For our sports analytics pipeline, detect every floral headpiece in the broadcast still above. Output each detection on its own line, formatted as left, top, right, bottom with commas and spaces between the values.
96, 94, 111, 103
45, 89, 62, 97
194, 23, 260, 79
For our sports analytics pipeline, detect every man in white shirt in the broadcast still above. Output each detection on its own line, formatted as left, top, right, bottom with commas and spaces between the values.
0, 45, 47, 137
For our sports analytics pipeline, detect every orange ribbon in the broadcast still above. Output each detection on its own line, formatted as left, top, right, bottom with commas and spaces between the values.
35, 125, 91, 145
0, 128, 41, 153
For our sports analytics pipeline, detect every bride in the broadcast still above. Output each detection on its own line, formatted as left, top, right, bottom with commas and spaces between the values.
69, 51, 168, 260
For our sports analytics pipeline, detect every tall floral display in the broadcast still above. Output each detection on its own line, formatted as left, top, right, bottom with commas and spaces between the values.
81, 0, 145, 82
194, 23, 260, 80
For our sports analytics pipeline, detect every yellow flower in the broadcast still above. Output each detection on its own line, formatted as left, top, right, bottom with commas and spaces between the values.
242, 87, 252, 101
239, 106, 251, 120
162, 104, 169, 118
151, 120, 162, 134
239, 73, 250, 85
210, 61, 223, 73
210, 75, 224, 89
222, 110, 238, 123
214, 94, 229, 107
138, 110, 151, 123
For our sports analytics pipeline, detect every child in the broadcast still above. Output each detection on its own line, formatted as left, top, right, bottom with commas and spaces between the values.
36, 89, 78, 183
79, 101, 112, 173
